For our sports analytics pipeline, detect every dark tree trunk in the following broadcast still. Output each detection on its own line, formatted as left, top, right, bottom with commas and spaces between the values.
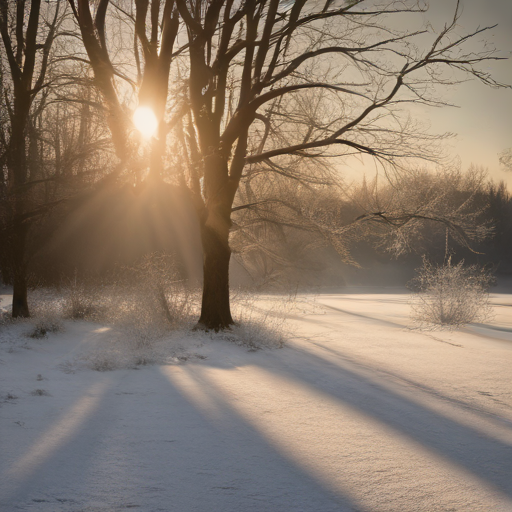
197, 223, 234, 331
8, 124, 31, 318
12, 271, 29, 318
10, 224, 30, 318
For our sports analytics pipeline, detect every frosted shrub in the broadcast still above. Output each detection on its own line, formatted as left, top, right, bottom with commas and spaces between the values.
410, 258, 494, 328
27, 289, 64, 337
29, 317, 62, 338
66, 285, 98, 319
128, 253, 197, 327
74, 254, 201, 369
20, 260, 296, 371
224, 290, 294, 349
100, 254, 200, 342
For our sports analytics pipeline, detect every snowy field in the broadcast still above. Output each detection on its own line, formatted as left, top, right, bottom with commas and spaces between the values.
1, 289, 511, 512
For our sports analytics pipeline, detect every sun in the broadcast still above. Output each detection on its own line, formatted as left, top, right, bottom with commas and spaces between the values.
133, 106, 158, 138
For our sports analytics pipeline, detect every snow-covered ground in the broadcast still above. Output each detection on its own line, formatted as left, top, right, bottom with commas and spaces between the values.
1, 290, 511, 512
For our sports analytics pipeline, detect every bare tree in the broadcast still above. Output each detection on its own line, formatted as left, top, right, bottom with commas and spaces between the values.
67, 0, 506, 330
0, 0, 65, 317
0, 0, 114, 317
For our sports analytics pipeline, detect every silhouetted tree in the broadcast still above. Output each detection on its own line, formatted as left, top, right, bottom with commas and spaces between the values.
0, 0, 64, 316
68, 0, 506, 329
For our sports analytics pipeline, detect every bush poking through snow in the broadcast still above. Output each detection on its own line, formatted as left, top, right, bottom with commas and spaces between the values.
31, 389, 51, 396
24, 289, 64, 338
65, 283, 99, 320
120, 253, 198, 328
410, 258, 494, 328
224, 290, 295, 349
28, 318, 62, 338
17, 257, 296, 370
74, 292, 292, 371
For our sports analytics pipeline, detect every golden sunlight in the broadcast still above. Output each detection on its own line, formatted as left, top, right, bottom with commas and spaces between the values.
133, 106, 158, 138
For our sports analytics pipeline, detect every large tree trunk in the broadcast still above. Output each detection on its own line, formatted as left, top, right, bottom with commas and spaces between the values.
8, 127, 31, 318
10, 224, 30, 318
12, 271, 29, 318
8, 121, 31, 318
197, 223, 234, 331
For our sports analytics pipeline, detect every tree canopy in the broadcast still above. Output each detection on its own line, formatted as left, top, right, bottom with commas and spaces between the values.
1, 0, 508, 327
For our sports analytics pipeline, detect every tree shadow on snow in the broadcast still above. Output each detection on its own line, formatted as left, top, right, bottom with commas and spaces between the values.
0, 363, 366, 512
201, 341, 512, 498
3, 327, 512, 511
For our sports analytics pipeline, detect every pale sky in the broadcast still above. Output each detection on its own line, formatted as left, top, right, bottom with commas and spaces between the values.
418, 0, 512, 185
345, 0, 512, 186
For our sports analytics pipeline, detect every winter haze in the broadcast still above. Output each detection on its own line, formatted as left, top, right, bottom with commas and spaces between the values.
1, 0, 512, 511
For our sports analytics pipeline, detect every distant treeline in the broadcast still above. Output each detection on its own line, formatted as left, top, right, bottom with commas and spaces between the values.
1, 166, 510, 289
341, 180, 512, 286
230, 169, 512, 288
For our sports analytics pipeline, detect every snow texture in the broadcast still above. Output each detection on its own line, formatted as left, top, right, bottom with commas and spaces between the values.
1, 288, 511, 512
